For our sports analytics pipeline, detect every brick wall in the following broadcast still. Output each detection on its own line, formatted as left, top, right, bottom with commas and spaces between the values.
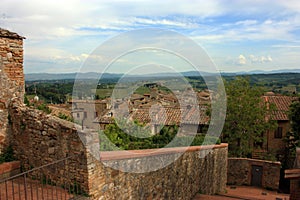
227, 158, 281, 190
0, 29, 25, 153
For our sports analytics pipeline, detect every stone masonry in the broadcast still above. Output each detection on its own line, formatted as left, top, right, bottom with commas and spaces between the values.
8, 98, 228, 199
0, 28, 25, 153
227, 158, 281, 190
8, 99, 90, 192
88, 145, 228, 199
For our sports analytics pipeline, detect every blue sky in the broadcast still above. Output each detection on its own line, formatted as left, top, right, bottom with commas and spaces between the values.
1, 0, 300, 73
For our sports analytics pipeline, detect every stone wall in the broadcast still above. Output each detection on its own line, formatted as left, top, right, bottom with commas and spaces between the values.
8, 99, 228, 199
88, 144, 228, 200
227, 158, 281, 190
290, 179, 300, 200
267, 120, 290, 155
0, 29, 25, 153
8, 100, 90, 192
285, 147, 300, 200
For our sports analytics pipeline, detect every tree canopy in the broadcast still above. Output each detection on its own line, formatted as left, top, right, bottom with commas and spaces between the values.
289, 99, 300, 141
99, 121, 220, 151
222, 77, 276, 157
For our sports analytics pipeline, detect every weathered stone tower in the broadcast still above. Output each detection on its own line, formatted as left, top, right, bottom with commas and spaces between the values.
0, 28, 25, 153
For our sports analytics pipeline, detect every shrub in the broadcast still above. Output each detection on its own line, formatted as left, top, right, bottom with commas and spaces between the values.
0, 145, 16, 164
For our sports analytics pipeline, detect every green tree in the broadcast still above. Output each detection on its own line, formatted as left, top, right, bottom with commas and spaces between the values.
99, 121, 218, 151
282, 99, 300, 168
222, 77, 276, 157
289, 99, 300, 143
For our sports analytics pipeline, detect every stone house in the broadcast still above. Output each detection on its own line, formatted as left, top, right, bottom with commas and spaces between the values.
69, 99, 110, 129
0, 28, 25, 153
253, 94, 299, 159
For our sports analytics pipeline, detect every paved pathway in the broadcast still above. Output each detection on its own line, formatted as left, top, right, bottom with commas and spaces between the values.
194, 186, 290, 200
0, 177, 75, 200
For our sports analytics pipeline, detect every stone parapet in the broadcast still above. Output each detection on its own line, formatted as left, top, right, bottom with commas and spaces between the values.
228, 157, 281, 190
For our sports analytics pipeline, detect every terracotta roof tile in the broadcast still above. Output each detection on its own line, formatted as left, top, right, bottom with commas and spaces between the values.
129, 106, 209, 125
264, 95, 299, 121
94, 105, 209, 125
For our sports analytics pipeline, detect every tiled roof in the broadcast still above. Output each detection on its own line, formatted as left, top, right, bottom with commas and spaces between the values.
263, 95, 299, 121
0, 28, 25, 39
129, 106, 209, 125
94, 106, 210, 125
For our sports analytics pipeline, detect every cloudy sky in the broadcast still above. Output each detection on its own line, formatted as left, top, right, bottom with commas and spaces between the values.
1, 0, 300, 74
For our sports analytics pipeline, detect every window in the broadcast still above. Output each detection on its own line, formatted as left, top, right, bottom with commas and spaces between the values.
84, 112, 87, 118
197, 125, 203, 133
274, 127, 283, 139
76, 113, 80, 118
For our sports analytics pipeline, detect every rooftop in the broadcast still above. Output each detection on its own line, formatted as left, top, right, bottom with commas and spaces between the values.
95, 105, 210, 125
264, 95, 299, 121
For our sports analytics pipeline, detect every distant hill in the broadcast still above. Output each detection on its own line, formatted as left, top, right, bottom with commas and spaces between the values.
25, 72, 122, 81
25, 69, 300, 81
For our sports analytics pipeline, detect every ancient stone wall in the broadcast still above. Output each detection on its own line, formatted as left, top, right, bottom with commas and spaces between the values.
0, 29, 25, 153
8, 100, 90, 192
87, 144, 228, 199
9, 100, 228, 199
227, 157, 281, 190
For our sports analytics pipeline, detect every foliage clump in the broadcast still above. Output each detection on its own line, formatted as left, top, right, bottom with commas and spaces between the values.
283, 99, 300, 168
0, 145, 16, 164
222, 77, 277, 158
99, 121, 219, 151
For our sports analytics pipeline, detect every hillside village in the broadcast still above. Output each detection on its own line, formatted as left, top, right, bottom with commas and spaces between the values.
1, 28, 300, 200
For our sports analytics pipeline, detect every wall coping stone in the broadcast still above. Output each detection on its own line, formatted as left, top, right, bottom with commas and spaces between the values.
100, 143, 228, 161
228, 157, 281, 165
0, 28, 25, 39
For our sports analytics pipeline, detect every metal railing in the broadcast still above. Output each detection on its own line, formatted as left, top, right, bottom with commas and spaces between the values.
0, 157, 89, 200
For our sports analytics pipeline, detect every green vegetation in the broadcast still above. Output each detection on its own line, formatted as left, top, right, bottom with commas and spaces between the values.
289, 100, 300, 146
58, 112, 73, 122
26, 80, 74, 104
134, 86, 151, 95
36, 103, 52, 114
283, 99, 300, 168
24, 95, 52, 114
0, 145, 15, 164
222, 77, 277, 157
99, 121, 220, 151
25, 73, 300, 103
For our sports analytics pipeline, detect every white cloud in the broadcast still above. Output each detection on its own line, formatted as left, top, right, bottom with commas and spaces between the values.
1, 0, 300, 73
249, 55, 273, 63
238, 55, 247, 65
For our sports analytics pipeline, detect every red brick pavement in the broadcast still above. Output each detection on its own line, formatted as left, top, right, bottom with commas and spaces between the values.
0, 177, 74, 200
194, 186, 290, 200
